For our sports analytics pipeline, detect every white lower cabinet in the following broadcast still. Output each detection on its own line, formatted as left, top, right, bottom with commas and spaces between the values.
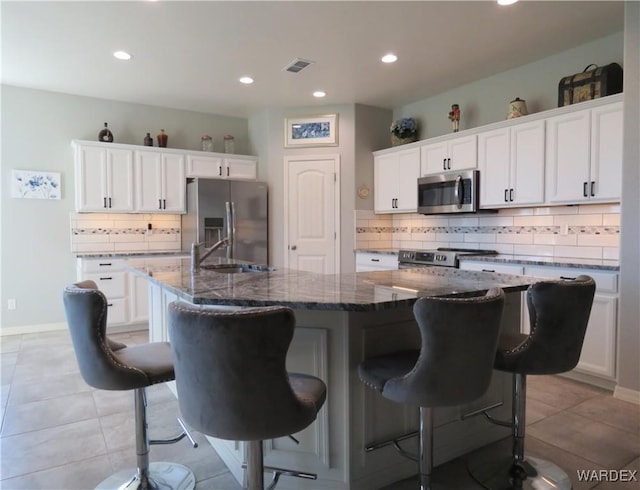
355, 252, 399, 272
76, 259, 129, 326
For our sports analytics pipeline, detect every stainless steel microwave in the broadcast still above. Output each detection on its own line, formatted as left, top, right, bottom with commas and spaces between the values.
417, 169, 479, 214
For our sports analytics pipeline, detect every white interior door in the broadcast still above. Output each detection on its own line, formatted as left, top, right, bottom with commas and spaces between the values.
285, 155, 340, 274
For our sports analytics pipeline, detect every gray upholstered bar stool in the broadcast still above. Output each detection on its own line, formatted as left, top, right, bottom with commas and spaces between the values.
467, 275, 596, 490
63, 281, 196, 490
358, 288, 505, 490
167, 302, 327, 490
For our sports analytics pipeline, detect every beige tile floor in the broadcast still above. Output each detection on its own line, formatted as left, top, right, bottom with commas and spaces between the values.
1, 329, 638, 490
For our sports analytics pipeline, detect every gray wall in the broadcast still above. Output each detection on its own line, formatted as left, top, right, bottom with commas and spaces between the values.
0, 85, 248, 329
618, 2, 640, 394
394, 31, 624, 139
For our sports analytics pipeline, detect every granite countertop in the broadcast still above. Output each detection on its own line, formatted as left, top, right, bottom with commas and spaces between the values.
127, 257, 537, 311
76, 251, 190, 259
457, 254, 620, 271
356, 249, 619, 271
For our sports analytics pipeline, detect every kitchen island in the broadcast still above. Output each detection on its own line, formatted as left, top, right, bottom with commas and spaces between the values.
128, 258, 537, 490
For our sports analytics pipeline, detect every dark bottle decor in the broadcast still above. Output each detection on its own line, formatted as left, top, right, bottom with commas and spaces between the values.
98, 122, 114, 143
143, 132, 153, 146
390, 118, 417, 146
157, 129, 168, 148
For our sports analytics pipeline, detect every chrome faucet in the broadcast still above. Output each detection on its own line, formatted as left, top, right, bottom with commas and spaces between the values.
191, 238, 231, 272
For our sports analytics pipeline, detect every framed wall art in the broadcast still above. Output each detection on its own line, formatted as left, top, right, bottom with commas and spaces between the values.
284, 114, 338, 148
11, 169, 61, 200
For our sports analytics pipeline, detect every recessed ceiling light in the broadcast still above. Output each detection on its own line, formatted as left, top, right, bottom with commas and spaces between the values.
313, 91, 326, 98
113, 51, 132, 61
381, 54, 398, 64
497, 0, 519, 5
239, 76, 254, 84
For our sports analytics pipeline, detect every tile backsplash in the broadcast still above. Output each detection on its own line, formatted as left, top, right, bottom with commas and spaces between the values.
355, 204, 620, 260
70, 213, 182, 253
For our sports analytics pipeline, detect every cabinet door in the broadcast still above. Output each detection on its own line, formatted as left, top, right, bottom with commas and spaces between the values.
396, 147, 420, 212
546, 110, 591, 204
420, 141, 448, 175
478, 127, 510, 208
225, 158, 257, 180
374, 153, 399, 213
161, 153, 185, 212
105, 148, 134, 212
135, 150, 163, 211
186, 154, 223, 178
129, 273, 150, 324
447, 134, 477, 171
76, 145, 107, 211
590, 103, 623, 202
510, 120, 545, 206
575, 294, 617, 379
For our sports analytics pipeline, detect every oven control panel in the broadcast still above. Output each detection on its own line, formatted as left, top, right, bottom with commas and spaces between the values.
398, 250, 457, 267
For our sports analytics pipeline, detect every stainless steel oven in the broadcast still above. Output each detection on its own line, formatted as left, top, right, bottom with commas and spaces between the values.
398, 248, 497, 269
417, 169, 479, 214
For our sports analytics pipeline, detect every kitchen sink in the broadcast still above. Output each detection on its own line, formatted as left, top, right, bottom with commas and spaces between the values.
201, 264, 276, 273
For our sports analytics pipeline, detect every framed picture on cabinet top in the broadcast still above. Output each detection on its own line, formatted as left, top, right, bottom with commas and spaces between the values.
284, 114, 338, 148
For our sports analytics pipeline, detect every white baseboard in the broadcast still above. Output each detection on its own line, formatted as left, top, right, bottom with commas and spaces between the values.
0, 322, 67, 337
613, 385, 640, 404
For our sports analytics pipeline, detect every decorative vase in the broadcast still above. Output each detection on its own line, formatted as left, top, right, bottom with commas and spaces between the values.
391, 133, 417, 147
98, 122, 114, 143
507, 97, 529, 119
157, 129, 168, 148
143, 133, 153, 146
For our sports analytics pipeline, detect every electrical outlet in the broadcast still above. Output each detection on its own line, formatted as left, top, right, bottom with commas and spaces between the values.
7, 299, 16, 310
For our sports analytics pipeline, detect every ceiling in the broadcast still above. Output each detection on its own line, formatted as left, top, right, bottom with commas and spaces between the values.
1, 1, 625, 118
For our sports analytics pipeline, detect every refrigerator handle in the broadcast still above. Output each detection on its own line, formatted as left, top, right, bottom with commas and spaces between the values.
225, 201, 234, 259
230, 201, 236, 259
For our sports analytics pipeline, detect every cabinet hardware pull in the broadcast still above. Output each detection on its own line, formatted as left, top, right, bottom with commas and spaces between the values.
99, 277, 113, 280
371, 258, 380, 262
590, 181, 595, 197
443, 158, 446, 170
103, 197, 107, 208
98, 263, 112, 266
560, 276, 577, 281
108, 197, 112, 208
163, 199, 167, 209
219, 166, 222, 176
291, 245, 297, 250
583, 182, 588, 197
158, 199, 162, 209
482, 269, 495, 273
107, 303, 113, 307
447, 158, 451, 170
227, 167, 230, 177
509, 189, 514, 201
504, 189, 508, 202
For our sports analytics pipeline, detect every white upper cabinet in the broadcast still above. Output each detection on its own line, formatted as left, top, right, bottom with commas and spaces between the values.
74, 143, 134, 212
420, 134, 476, 175
134, 150, 185, 213
546, 101, 622, 204
186, 153, 257, 180
374, 146, 420, 213
478, 120, 545, 208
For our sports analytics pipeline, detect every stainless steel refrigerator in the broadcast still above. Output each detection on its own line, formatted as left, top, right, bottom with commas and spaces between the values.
181, 179, 268, 263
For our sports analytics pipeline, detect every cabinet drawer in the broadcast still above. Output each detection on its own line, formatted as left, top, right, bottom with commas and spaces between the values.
356, 253, 398, 271
80, 259, 125, 273
525, 266, 617, 293
83, 271, 126, 298
105, 298, 127, 325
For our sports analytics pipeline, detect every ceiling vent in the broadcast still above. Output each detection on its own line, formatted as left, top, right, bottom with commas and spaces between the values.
283, 58, 314, 73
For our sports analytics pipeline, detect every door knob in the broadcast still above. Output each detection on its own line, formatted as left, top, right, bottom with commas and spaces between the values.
291, 245, 297, 250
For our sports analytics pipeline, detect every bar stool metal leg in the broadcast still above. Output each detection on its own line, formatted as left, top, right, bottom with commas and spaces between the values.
96, 388, 196, 490
467, 374, 572, 490
419, 407, 434, 490
246, 440, 265, 490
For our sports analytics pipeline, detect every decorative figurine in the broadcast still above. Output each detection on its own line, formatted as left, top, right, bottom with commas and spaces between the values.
448, 104, 460, 133
98, 122, 114, 142
507, 97, 529, 119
